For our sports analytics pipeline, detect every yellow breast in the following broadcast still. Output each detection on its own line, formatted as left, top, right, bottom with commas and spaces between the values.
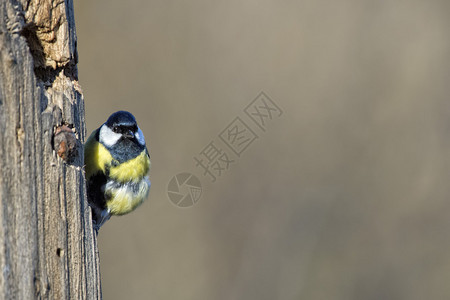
109, 151, 150, 182
105, 178, 150, 215
84, 131, 113, 178
84, 130, 150, 182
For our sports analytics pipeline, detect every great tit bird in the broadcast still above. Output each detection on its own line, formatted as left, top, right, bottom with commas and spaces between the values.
84, 111, 151, 231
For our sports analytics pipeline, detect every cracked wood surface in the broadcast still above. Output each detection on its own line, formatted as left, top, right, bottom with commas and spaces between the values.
0, 0, 101, 298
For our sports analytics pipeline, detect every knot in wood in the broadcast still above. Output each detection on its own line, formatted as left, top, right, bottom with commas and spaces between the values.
53, 125, 78, 163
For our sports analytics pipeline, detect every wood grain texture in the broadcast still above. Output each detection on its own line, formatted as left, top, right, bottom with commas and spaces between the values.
0, 0, 101, 298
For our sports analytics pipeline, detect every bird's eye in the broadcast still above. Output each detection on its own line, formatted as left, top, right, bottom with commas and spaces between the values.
113, 126, 119, 133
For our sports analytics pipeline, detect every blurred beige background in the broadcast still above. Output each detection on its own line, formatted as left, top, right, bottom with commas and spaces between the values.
74, 0, 450, 299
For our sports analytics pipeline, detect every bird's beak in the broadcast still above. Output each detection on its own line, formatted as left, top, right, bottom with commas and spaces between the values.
124, 130, 134, 139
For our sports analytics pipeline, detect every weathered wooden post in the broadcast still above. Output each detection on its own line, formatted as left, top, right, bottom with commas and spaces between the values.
0, 0, 101, 298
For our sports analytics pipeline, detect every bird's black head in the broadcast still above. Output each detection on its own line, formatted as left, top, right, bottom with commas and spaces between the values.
105, 111, 136, 127
105, 111, 137, 138
99, 111, 146, 162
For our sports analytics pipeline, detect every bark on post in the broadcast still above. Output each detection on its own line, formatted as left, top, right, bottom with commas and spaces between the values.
0, 0, 101, 298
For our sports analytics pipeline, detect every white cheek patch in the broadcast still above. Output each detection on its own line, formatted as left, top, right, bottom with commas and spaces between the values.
135, 127, 146, 146
99, 124, 121, 147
